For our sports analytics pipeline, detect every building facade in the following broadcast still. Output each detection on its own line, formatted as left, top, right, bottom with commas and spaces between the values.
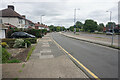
0, 5, 25, 28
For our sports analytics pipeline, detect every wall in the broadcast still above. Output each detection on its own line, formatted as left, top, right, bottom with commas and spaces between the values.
1, 17, 25, 28
0, 29, 5, 39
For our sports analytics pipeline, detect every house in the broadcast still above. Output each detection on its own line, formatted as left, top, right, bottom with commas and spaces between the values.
0, 24, 8, 39
44, 25, 50, 31
35, 22, 49, 31
22, 15, 35, 29
0, 5, 26, 28
35, 22, 45, 29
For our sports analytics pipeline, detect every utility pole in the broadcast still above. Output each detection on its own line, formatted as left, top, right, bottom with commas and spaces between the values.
41, 15, 45, 24
74, 8, 80, 34
106, 11, 114, 46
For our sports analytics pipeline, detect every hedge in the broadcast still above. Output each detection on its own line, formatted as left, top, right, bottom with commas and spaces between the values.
1, 38, 37, 48
2, 39, 16, 48
24, 38, 37, 44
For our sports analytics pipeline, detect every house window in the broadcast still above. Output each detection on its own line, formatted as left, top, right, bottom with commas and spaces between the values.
0, 19, 2, 24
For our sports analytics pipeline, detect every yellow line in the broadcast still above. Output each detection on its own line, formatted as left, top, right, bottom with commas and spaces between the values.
52, 38, 101, 80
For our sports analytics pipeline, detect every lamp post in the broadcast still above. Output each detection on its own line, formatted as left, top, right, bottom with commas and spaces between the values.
106, 11, 114, 46
40, 15, 45, 37
41, 15, 45, 24
74, 8, 80, 34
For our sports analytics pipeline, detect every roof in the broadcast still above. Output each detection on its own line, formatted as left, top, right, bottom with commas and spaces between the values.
25, 18, 34, 24
35, 23, 44, 27
35, 23, 49, 28
4, 23, 16, 28
0, 8, 23, 18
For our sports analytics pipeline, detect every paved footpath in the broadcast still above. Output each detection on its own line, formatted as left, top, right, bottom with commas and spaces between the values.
61, 32, 118, 48
2, 33, 88, 78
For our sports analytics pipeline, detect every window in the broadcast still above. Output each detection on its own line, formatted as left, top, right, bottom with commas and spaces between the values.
0, 19, 2, 24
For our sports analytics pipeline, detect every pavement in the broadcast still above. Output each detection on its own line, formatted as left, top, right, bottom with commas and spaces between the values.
2, 33, 88, 79
60, 32, 118, 48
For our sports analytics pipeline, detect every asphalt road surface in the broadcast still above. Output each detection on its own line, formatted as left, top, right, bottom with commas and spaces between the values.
51, 32, 118, 78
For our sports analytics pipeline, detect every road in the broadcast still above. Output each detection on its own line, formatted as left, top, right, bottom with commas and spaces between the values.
51, 32, 118, 78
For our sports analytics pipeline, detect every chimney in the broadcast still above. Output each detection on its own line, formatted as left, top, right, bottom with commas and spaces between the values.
22, 15, 26, 19
8, 5, 14, 10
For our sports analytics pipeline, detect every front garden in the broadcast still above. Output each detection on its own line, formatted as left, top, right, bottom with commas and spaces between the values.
1, 28, 48, 63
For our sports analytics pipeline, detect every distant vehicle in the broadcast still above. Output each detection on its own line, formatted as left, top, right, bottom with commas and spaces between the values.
11, 32, 36, 38
106, 32, 113, 35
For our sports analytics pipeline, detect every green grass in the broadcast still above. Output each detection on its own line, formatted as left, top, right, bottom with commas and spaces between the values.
22, 64, 25, 68
26, 46, 35, 61
95, 37, 103, 38
7, 59, 21, 63
13, 78, 18, 80
76, 33, 79, 35
18, 70, 22, 73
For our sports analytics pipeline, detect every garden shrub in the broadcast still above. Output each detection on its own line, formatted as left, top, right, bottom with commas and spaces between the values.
2, 48, 11, 63
2, 38, 16, 48
1, 42, 9, 48
13, 39, 25, 48
24, 38, 37, 44
23, 40, 31, 48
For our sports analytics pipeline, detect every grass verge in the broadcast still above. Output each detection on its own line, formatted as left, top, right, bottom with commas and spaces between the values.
25, 46, 35, 61
62, 33, 119, 50
7, 59, 21, 63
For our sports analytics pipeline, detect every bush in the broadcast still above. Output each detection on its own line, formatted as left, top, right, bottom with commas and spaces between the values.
25, 29, 42, 38
2, 38, 16, 48
13, 39, 25, 48
24, 38, 37, 44
23, 40, 31, 48
1, 42, 9, 48
6, 28, 44, 38
2, 48, 11, 63
7, 59, 21, 63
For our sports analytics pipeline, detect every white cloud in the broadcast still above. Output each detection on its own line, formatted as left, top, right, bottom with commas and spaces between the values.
0, 0, 119, 28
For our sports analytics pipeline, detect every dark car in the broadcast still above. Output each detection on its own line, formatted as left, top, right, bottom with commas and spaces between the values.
11, 32, 36, 38
106, 32, 113, 35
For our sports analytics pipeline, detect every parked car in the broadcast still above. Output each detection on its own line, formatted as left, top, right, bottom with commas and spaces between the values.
11, 32, 36, 38
106, 32, 113, 35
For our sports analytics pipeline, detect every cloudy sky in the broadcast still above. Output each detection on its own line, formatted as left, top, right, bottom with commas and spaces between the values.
0, 0, 119, 28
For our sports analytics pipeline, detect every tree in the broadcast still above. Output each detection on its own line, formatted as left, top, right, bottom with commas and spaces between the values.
75, 21, 83, 29
48, 25, 55, 32
97, 23, 104, 32
106, 22, 116, 32
69, 26, 74, 32
83, 19, 98, 32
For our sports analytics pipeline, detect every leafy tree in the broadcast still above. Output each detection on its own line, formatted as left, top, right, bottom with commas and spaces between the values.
106, 22, 116, 32
75, 21, 83, 29
56, 26, 60, 32
69, 26, 74, 31
83, 19, 98, 32
97, 23, 104, 32
48, 25, 55, 32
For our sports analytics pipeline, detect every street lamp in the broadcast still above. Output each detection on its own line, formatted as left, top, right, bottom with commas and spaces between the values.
41, 15, 45, 24
106, 11, 114, 46
74, 8, 80, 34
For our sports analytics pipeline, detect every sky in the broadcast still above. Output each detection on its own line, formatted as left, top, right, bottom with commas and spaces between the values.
0, 0, 119, 28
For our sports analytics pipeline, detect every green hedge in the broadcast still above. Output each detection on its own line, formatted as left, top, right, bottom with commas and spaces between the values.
24, 38, 37, 44
2, 38, 37, 48
6, 28, 46, 38
2, 39, 15, 48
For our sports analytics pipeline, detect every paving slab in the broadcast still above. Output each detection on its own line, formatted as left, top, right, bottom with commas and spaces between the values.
2, 33, 88, 79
